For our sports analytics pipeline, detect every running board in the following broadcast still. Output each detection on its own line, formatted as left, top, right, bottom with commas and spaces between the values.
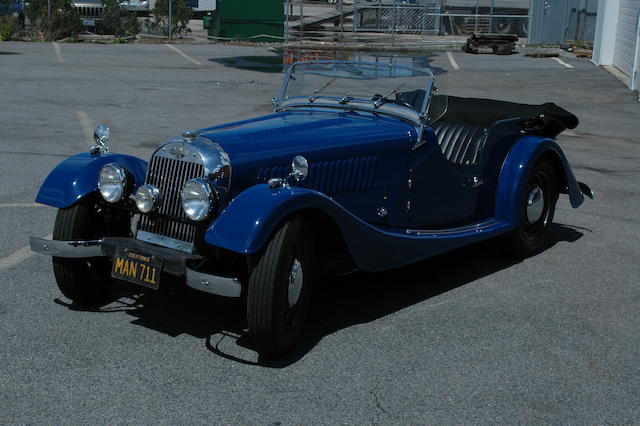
406, 219, 507, 237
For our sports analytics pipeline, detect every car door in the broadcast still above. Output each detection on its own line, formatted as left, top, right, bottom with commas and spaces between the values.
406, 127, 482, 228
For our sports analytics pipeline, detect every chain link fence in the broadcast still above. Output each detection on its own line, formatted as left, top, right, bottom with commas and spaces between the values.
0, 0, 288, 42
0, 0, 596, 45
0, 0, 218, 41
285, 0, 531, 46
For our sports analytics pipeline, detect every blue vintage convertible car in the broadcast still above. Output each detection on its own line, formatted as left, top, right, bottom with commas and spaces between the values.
30, 61, 592, 357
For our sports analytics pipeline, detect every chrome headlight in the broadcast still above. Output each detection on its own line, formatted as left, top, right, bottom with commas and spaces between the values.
135, 184, 160, 213
98, 163, 127, 203
181, 178, 215, 221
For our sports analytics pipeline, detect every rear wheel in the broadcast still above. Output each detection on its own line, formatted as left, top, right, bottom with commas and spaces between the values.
247, 217, 314, 358
504, 159, 558, 258
52, 196, 130, 306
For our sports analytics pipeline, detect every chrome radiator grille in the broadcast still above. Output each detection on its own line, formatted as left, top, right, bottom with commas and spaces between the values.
137, 155, 204, 245
76, 6, 103, 17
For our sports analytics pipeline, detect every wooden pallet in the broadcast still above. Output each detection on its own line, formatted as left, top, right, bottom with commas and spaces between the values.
462, 32, 518, 55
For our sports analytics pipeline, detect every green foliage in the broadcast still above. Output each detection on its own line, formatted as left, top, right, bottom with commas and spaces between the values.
0, 15, 19, 40
26, 0, 82, 41
99, 0, 139, 37
145, 0, 191, 37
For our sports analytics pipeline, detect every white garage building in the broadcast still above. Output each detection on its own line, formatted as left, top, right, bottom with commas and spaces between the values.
593, 0, 640, 93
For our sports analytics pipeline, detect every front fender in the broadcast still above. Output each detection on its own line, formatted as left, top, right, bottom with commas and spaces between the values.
36, 152, 148, 208
495, 135, 585, 224
205, 184, 351, 255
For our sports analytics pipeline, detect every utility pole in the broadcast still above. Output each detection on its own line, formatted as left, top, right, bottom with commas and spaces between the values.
168, 0, 173, 40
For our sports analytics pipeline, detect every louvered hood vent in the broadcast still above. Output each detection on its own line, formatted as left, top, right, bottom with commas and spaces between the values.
257, 156, 379, 195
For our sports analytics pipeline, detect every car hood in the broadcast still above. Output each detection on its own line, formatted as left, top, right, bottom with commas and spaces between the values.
199, 108, 416, 167
197, 109, 417, 197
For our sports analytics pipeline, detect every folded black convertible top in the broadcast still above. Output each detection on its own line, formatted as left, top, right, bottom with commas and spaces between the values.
441, 96, 579, 138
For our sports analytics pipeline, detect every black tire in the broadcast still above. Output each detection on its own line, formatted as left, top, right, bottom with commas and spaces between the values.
52, 197, 129, 306
504, 159, 558, 258
247, 217, 314, 358
493, 18, 513, 34
519, 20, 528, 37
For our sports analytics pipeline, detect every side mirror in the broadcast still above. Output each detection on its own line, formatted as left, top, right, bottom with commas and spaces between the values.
94, 124, 110, 145
269, 155, 309, 190
91, 124, 110, 156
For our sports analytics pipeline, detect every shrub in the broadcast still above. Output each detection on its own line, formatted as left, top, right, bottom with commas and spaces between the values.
145, 0, 191, 37
26, 0, 82, 41
99, 0, 139, 37
0, 15, 19, 40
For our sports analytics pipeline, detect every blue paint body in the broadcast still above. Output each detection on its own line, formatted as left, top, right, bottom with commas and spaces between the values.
206, 183, 514, 272
35, 153, 147, 208
35, 108, 588, 271
495, 135, 584, 224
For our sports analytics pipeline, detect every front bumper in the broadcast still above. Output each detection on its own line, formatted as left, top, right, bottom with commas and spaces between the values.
29, 236, 241, 298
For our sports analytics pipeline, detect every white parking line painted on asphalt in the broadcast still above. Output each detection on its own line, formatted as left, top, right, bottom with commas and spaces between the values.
165, 44, 202, 66
0, 234, 52, 273
552, 57, 574, 69
446, 51, 460, 70
0, 203, 44, 208
76, 110, 93, 142
52, 42, 64, 63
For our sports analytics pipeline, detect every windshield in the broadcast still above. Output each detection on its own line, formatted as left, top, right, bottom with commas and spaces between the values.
280, 61, 437, 115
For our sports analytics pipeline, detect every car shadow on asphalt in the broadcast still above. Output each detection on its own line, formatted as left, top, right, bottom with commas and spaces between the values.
53, 223, 585, 367
208, 51, 448, 77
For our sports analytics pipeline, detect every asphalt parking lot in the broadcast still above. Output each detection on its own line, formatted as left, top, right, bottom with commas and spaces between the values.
1, 41, 639, 424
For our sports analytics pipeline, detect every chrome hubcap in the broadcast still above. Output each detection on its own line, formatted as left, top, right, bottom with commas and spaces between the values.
287, 259, 304, 307
526, 185, 545, 224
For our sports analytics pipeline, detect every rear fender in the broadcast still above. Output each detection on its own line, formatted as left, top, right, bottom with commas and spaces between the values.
495, 135, 586, 224
36, 152, 148, 208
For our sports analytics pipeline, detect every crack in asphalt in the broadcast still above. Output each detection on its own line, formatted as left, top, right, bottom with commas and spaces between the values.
369, 384, 392, 425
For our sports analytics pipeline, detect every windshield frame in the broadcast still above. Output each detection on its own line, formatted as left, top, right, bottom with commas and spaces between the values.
274, 60, 436, 126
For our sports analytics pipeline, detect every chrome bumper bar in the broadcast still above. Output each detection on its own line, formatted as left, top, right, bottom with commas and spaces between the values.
185, 268, 241, 298
29, 236, 241, 298
29, 236, 104, 258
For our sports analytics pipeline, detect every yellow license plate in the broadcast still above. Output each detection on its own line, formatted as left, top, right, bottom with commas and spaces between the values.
111, 247, 162, 289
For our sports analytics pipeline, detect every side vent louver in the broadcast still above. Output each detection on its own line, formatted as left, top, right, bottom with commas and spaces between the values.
257, 156, 378, 195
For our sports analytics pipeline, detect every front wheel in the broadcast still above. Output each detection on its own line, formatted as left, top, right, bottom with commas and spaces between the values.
246, 217, 315, 358
52, 197, 130, 306
504, 159, 558, 258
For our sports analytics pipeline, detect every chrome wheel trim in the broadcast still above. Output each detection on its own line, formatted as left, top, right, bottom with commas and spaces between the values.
525, 185, 545, 224
287, 258, 304, 308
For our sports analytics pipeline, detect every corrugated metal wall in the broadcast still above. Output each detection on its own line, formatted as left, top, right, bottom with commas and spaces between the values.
613, 0, 639, 77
